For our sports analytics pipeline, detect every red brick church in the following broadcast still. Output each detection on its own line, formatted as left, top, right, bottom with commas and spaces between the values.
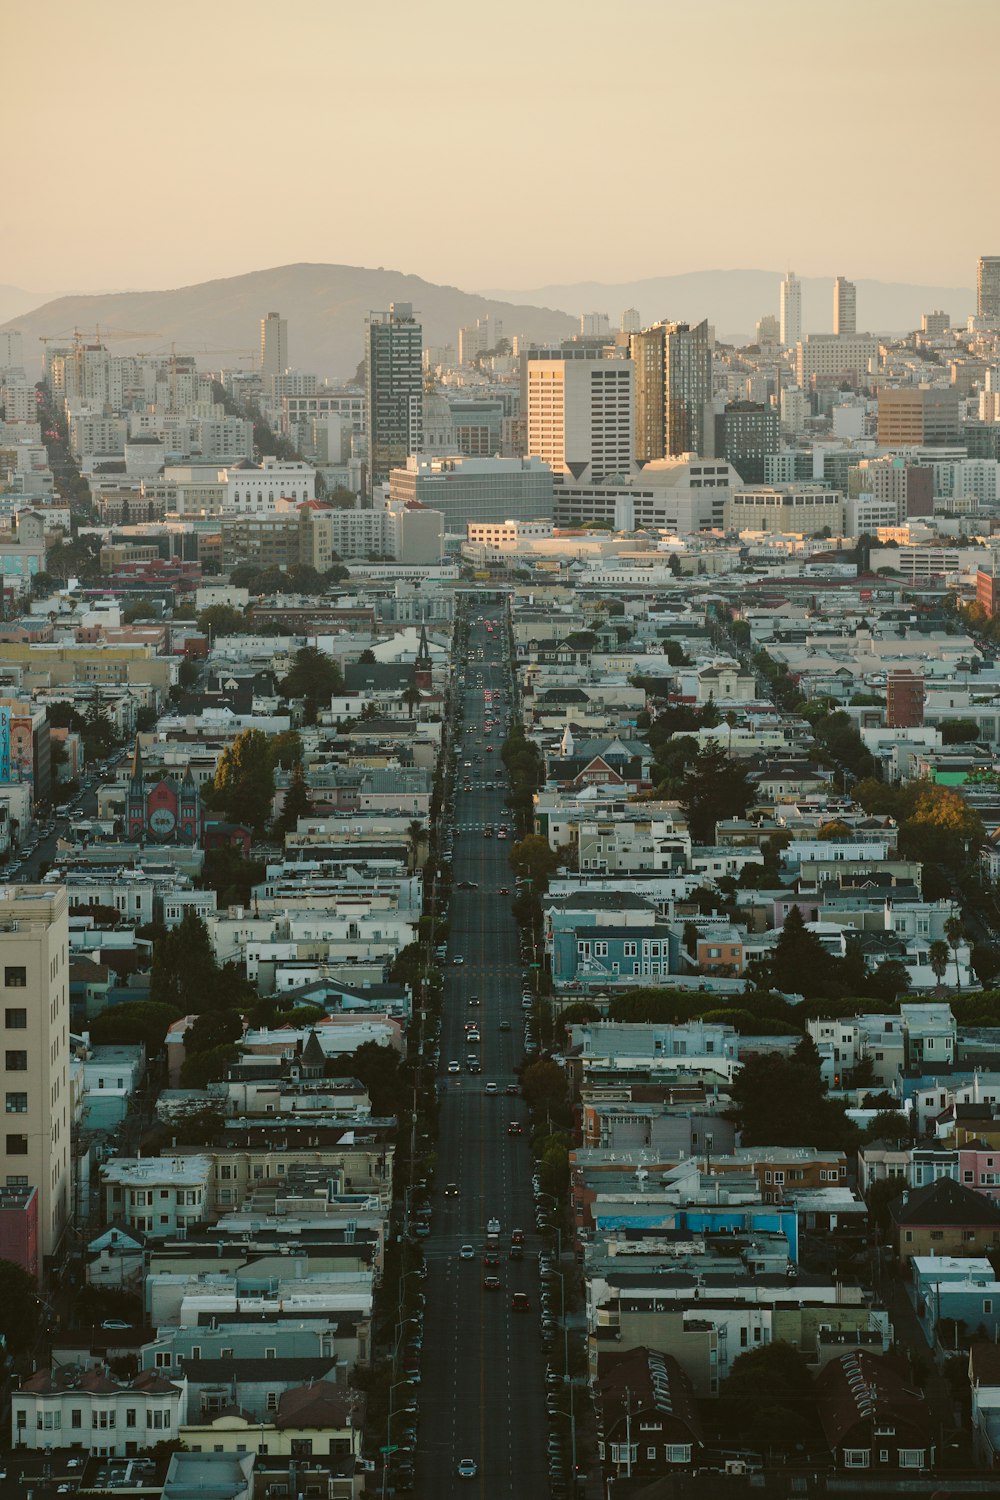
125, 736, 204, 845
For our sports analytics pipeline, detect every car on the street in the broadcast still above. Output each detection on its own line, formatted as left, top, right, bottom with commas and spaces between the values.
507, 1121, 522, 1135
444, 1182, 460, 1197
487, 1216, 500, 1234
505, 1083, 519, 1096
483, 1274, 501, 1291
483, 1248, 501, 1266
447, 1060, 460, 1074
457, 1459, 478, 1479
512, 1292, 530, 1312
498, 1020, 511, 1031
511, 1227, 525, 1244
485, 1081, 498, 1095
452, 955, 465, 965
459, 1244, 475, 1259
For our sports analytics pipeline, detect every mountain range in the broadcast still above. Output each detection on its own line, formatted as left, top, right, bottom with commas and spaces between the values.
479, 270, 977, 342
0, 264, 978, 377
0, 264, 577, 379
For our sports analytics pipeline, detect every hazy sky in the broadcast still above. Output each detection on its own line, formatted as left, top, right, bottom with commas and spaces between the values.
7, 0, 997, 294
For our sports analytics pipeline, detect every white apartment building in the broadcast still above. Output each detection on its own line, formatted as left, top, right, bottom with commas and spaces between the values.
0, 886, 70, 1259
466, 519, 553, 548
551, 457, 740, 533
527, 357, 634, 481
725, 485, 845, 535
101, 1155, 212, 1238
12, 1367, 187, 1455
780, 272, 802, 348
224, 457, 316, 514
796, 334, 880, 387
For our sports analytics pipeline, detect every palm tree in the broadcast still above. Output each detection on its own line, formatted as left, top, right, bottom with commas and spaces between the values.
944, 915, 965, 992
402, 684, 422, 719
928, 939, 950, 990
407, 819, 427, 871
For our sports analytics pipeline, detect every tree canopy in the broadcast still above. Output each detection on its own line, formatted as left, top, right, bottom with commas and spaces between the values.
210, 728, 275, 831
680, 742, 754, 843
726, 1039, 858, 1151
279, 646, 343, 724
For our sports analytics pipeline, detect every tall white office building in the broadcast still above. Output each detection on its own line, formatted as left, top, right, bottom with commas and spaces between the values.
527, 356, 634, 481
260, 312, 288, 381
833, 277, 857, 336
780, 271, 802, 348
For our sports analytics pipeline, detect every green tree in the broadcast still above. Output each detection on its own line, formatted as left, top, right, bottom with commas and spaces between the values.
196, 847, 264, 907
185, 1008, 244, 1055
269, 730, 304, 770
279, 645, 343, 724
861, 1110, 910, 1144
721, 1342, 816, 1450
508, 834, 561, 894
940, 718, 981, 745
726, 1047, 857, 1150
972, 943, 1000, 988
326, 1040, 406, 1117
180, 1043, 239, 1088
177, 656, 201, 689
680, 742, 754, 843
769, 905, 835, 999
150, 913, 221, 1012
929, 938, 950, 987
275, 761, 311, 836
89, 1000, 182, 1050
359, 648, 377, 664
868, 958, 911, 1001
196, 604, 250, 638
211, 728, 275, 831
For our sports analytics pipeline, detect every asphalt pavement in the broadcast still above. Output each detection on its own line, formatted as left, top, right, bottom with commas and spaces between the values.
414, 613, 550, 1497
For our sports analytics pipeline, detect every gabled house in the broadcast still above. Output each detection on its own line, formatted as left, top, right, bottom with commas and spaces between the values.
815, 1350, 931, 1471
889, 1177, 1000, 1263
596, 1346, 703, 1478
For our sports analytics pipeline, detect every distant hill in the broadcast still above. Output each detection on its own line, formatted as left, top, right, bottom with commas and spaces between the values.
0, 284, 55, 326
0, 263, 578, 379
478, 269, 976, 342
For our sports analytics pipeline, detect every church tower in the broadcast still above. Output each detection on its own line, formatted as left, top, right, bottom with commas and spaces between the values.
414, 624, 432, 691
126, 734, 146, 841
179, 765, 201, 845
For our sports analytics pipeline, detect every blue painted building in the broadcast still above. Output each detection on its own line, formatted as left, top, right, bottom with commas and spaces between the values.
551, 919, 682, 987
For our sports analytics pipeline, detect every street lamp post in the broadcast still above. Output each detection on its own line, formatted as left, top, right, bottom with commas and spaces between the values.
380, 1378, 413, 1500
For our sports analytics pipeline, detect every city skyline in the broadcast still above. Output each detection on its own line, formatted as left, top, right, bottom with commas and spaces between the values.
6, 0, 999, 293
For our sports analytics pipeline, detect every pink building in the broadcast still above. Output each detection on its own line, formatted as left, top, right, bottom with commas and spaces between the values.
0, 1186, 39, 1279
959, 1141, 1000, 1202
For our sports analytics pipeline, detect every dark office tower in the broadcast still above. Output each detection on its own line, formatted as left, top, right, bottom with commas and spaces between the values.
978, 257, 1000, 324
365, 303, 424, 490
714, 401, 779, 484
664, 319, 712, 457
630, 318, 712, 460
629, 325, 666, 462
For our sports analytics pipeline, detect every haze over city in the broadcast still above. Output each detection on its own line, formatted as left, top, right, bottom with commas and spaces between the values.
6, 0, 999, 295
9, 4, 1000, 1500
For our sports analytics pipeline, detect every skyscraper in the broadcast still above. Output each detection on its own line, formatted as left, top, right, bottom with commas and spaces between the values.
629, 320, 712, 460
780, 271, 802, 347
978, 257, 1000, 324
833, 276, 857, 336
260, 312, 288, 380
526, 355, 633, 480
365, 303, 424, 490
0, 885, 70, 1260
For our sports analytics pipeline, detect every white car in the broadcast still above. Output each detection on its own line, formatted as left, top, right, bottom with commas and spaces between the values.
486, 1216, 500, 1234
485, 1081, 498, 1095
447, 1061, 460, 1074
457, 1459, 478, 1479
459, 1244, 475, 1259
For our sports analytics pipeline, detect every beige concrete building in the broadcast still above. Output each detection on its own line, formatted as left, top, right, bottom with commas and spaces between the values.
527, 356, 634, 481
877, 386, 962, 447
0, 886, 70, 1261
725, 485, 845, 535
796, 333, 879, 388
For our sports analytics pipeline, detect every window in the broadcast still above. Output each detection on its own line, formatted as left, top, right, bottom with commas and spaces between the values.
4, 1092, 27, 1113
5, 1052, 26, 1070
665, 1445, 692, 1464
646, 1446, 657, 1460
126, 1410, 137, 1428
4, 969, 26, 989
898, 1449, 923, 1468
266, 1392, 278, 1411
155, 1353, 171, 1369
5, 1134, 27, 1155
4, 1009, 26, 1029
844, 1450, 870, 1468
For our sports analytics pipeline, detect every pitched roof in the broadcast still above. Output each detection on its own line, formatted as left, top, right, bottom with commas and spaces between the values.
596, 1345, 702, 1444
889, 1176, 1000, 1229
275, 1380, 358, 1430
815, 1351, 926, 1453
